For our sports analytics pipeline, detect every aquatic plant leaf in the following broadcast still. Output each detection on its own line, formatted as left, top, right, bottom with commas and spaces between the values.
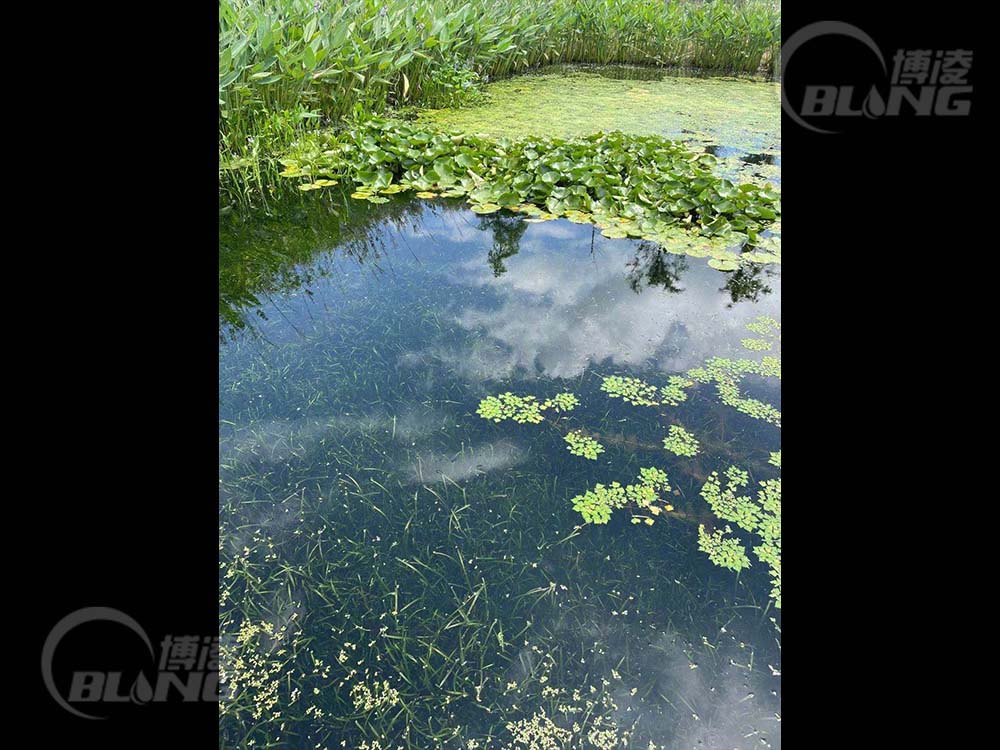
662, 425, 700, 457
564, 430, 605, 460
707, 258, 740, 271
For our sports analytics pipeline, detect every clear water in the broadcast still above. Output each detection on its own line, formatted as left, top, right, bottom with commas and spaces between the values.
220, 196, 781, 749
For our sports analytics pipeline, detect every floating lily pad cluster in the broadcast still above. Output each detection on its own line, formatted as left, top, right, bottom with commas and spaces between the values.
281, 118, 781, 262
662, 425, 700, 457
475, 392, 578, 424
570, 467, 672, 525
601, 374, 694, 407
698, 465, 781, 608
563, 430, 605, 460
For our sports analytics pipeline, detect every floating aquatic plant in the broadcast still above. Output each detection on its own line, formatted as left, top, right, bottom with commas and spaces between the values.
662, 425, 700, 457
281, 119, 781, 259
544, 392, 580, 413
699, 465, 781, 608
745, 315, 781, 338
564, 430, 605, 460
600, 375, 661, 407
687, 356, 781, 427
741, 337, 772, 351
570, 467, 671, 525
697, 525, 751, 572
477, 393, 545, 424
660, 375, 695, 406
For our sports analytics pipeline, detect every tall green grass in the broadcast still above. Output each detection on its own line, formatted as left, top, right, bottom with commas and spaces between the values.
220, 0, 780, 205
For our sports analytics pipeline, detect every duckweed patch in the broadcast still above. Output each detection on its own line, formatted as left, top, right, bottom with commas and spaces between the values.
282, 119, 781, 262
473, 313, 780, 607
600, 375, 661, 407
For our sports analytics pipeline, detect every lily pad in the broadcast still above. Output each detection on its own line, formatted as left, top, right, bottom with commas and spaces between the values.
708, 258, 741, 271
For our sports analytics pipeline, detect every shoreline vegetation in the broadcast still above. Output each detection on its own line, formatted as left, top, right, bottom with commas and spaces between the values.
220, 0, 781, 207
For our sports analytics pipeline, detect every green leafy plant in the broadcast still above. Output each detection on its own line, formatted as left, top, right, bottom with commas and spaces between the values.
662, 425, 700, 457
570, 466, 671, 525
741, 337, 772, 351
476, 391, 580, 425
281, 118, 781, 257
564, 430, 605, 460
660, 375, 695, 406
600, 375, 661, 406
220, 0, 781, 203
699, 464, 781, 608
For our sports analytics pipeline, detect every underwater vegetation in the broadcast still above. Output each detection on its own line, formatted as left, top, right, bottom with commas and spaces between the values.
219, 221, 782, 748
282, 118, 781, 265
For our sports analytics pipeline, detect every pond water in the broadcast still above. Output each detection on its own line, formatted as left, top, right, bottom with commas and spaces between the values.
220, 72, 781, 750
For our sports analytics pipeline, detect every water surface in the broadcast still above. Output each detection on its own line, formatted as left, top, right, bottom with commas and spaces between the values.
220, 71, 781, 749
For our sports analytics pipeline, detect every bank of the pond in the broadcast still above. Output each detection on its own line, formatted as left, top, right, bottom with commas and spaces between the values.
220, 1, 781, 206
